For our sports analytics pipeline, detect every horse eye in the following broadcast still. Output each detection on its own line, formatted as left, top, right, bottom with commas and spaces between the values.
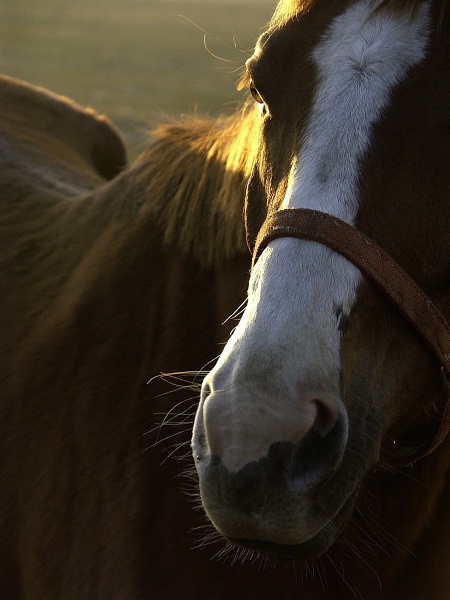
249, 79, 265, 105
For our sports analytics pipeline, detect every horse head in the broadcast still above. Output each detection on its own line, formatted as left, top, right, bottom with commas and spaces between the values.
193, 0, 449, 563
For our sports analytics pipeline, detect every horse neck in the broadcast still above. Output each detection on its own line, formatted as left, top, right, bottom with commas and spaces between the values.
19, 108, 257, 375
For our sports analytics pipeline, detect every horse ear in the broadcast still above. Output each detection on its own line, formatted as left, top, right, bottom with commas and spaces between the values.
244, 166, 268, 253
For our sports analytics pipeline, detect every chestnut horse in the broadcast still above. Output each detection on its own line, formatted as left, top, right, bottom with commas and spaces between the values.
194, 0, 450, 598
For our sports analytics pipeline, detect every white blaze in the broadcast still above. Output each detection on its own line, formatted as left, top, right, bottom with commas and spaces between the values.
283, 0, 430, 217
196, 0, 431, 473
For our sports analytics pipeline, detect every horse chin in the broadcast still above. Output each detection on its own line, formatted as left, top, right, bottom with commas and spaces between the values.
228, 534, 330, 561
226, 492, 355, 561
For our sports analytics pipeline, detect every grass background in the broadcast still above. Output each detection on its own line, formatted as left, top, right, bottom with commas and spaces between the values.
0, 0, 274, 157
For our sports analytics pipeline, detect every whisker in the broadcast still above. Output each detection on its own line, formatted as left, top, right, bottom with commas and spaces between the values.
149, 396, 197, 424
144, 400, 197, 447
143, 427, 193, 453
222, 298, 248, 325
231, 31, 254, 55
158, 440, 193, 465
147, 370, 208, 390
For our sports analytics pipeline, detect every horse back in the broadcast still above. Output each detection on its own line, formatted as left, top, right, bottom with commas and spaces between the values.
0, 74, 127, 196
0, 75, 129, 384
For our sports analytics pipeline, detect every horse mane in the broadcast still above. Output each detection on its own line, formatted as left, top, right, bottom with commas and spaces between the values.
134, 100, 259, 266
271, 0, 448, 30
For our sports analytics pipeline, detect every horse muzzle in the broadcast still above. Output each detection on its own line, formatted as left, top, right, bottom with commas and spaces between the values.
192, 382, 352, 553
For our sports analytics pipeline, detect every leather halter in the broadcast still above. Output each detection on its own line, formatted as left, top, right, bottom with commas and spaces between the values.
251, 208, 450, 465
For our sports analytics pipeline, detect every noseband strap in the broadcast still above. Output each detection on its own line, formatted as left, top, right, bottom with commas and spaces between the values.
252, 208, 450, 465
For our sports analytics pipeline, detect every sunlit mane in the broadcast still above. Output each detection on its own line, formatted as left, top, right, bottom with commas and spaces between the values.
270, 0, 315, 27
136, 101, 258, 266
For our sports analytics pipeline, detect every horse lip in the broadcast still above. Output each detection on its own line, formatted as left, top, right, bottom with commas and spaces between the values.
226, 491, 355, 560
227, 535, 328, 560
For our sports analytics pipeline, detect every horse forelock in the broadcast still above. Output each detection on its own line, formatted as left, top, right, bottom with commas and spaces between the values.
136, 104, 258, 266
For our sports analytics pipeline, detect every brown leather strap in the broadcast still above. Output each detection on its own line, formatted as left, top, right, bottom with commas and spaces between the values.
253, 208, 450, 464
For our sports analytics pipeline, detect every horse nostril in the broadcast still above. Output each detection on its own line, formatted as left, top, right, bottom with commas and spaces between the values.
312, 398, 340, 438
290, 409, 347, 487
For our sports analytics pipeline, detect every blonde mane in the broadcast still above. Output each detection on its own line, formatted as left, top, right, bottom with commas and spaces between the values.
135, 101, 259, 266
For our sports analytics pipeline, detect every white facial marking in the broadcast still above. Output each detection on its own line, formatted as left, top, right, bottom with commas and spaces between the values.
283, 0, 431, 217
195, 0, 431, 474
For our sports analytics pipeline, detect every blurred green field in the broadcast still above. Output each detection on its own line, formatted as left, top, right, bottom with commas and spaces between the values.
0, 0, 274, 156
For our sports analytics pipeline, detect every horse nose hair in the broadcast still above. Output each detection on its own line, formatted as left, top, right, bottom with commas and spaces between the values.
193, 384, 347, 479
